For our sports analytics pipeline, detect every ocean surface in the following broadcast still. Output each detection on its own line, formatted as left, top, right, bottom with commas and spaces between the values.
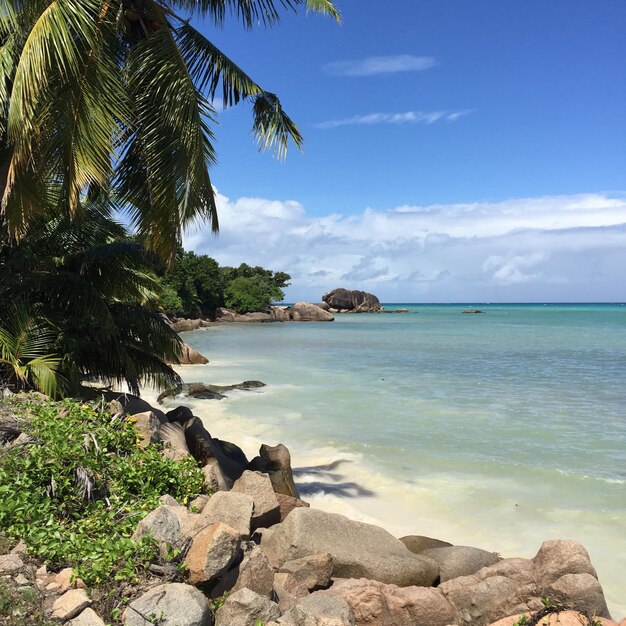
159, 304, 626, 617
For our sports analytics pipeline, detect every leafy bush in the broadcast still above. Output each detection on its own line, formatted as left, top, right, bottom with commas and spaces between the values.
0, 398, 205, 585
224, 276, 273, 314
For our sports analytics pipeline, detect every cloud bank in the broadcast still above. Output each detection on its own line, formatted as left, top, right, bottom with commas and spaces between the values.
316, 110, 471, 129
323, 54, 437, 77
184, 192, 626, 303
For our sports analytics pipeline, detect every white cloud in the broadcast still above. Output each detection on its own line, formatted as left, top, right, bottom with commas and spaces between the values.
316, 110, 471, 129
184, 192, 626, 302
323, 55, 436, 77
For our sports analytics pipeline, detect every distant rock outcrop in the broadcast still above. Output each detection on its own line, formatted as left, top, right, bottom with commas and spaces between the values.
322, 288, 381, 313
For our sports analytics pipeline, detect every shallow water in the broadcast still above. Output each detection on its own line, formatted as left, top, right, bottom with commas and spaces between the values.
159, 304, 626, 617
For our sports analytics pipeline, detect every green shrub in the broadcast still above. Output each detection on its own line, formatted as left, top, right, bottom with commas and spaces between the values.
0, 398, 205, 585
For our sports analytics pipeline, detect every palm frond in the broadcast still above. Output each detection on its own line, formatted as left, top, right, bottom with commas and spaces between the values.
118, 24, 218, 265
252, 91, 302, 158
0, 301, 63, 396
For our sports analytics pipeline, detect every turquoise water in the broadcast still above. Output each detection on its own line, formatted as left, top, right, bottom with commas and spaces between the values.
171, 304, 626, 616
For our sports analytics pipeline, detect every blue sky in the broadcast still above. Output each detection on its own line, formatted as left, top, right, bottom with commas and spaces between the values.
184, 0, 626, 302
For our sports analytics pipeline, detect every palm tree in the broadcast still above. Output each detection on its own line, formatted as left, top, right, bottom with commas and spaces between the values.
0, 0, 339, 265
0, 201, 183, 395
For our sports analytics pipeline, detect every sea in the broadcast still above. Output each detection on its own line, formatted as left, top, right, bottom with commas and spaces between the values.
154, 303, 626, 618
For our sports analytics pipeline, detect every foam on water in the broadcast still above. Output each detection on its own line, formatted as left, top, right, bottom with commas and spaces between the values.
155, 304, 626, 617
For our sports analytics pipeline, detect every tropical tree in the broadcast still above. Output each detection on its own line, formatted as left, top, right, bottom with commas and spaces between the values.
0, 202, 183, 395
0, 0, 340, 265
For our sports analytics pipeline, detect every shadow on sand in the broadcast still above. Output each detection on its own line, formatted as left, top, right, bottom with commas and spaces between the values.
293, 459, 375, 498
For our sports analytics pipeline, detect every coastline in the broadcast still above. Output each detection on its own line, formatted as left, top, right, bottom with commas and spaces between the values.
144, 350, 626, 619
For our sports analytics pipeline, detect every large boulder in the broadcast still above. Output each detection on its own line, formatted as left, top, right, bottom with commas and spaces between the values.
123, 583, 211, 626
186, 522, 241, 584
439, 541, 611, 626
276, 493, 310, 522
128, 411, 161, 447
314, 578, 457, 626
260, 508, 439, 587
399, 535, 453, 554
168, 318, 206, 333
290, 302, 335, 322
421, 545, 501, 582
201, 491, 254, 538
159, 421, 192, 461
248, 443, 300, 498
322, 289, 381, 312
174, 343, 209, 365
232, 470, 281, 530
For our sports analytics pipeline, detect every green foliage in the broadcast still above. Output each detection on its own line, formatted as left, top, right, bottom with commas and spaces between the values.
157, 253, 291, 316
0, 398, 205, 585
0, 302, 63, 397
222, 264, 290, 314
0, 204, 183, 395
1, 0, 339, 265
162, 251, 224, 317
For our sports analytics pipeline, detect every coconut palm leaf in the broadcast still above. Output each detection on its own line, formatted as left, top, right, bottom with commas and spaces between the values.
0, 301, 63, 396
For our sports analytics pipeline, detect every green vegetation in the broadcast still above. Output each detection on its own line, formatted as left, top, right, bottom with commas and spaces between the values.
1, 0, 339, 264
0, 0, 332, 394
160, 252, 291, 316
0, 204, 183, 396
0, 398, 205, 585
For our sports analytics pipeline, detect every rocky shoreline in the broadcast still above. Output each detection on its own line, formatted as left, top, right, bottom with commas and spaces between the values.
1, 388, 623, 626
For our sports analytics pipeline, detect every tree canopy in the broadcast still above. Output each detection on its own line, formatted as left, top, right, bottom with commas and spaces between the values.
0, 0, 339, 264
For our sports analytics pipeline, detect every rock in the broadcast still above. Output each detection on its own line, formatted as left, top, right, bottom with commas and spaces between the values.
175, 343, 209, 365
278, 554, 333, 594
315, 578, 457, 626
421, 546, 501, 582
322, 288, 381, 312
169, 318, 205, 333
232, 470, 281, 530
488, 612, 619, 626
231, 545, 275, 597
215, 588, 280, 626
0, 553, 24, 573
276, 493, 310, 522
189, 494, 210, 513
158, 495, 182, 507
132, 505, 183, 552
165, 406, 194, 422
260, 508, 439, 587
186, 522, 241, 584
210, 381, 266, 393
462, 309, 483, 313
201, 491, 254, 538
248, 443, 300, 498
123, 583, 211, 626
277, 594, 355, 625
51, 589, 92, 621
290, 302, 335, 322
14, 573, 29, 586
55, 568, 85, 591
438, 557, 539, 626
533, 540, 598, 586
67, 608, 106, 626
316, 302, 331, 311
399, 535, 453, 554
271, 306, 292, 322
182, 417, 247, 483
10, 540, 28, 555
202, 459, 231, 491
129, 411, 161, 447
548, 573, 610, 617
159, 422, 191, 461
